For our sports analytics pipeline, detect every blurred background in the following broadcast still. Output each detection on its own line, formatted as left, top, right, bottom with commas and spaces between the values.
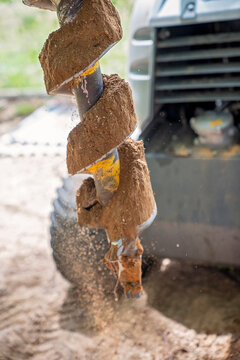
0, 0, 134, 134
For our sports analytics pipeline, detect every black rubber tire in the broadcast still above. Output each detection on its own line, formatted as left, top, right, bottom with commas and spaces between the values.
50, 175, 115, 294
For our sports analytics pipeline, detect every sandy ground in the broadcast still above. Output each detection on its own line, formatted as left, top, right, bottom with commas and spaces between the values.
0, 155, 240, 360
0, 97, 45, 136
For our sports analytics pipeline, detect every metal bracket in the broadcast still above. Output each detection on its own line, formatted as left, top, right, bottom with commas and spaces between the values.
181, 0, 196, 19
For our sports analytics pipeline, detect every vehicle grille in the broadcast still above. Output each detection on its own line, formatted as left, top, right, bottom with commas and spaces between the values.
154, 20, 240, 105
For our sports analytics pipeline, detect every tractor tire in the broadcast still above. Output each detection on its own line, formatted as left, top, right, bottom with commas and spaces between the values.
50, 175, 115, 294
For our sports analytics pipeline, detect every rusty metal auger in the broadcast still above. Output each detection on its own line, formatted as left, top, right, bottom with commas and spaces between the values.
23, 0, 157, 299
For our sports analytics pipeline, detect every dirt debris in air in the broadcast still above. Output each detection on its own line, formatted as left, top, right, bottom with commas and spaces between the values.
44, 0, 156, 298
0, 156, 240, 359
75, 138, 155, 297
29, 0, 154, 297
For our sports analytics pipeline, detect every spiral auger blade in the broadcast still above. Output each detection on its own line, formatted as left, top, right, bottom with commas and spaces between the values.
23, 0, 157, 299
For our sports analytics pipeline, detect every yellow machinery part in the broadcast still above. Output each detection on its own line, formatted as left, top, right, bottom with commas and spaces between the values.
88, 151, 120, 194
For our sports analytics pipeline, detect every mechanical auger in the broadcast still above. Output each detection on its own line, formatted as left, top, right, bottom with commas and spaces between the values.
23, 0, 157, 299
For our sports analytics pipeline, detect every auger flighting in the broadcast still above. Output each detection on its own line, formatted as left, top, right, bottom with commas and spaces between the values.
23, 0, 157, 299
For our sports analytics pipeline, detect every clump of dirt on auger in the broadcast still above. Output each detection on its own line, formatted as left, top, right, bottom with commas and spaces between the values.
78, 177, 97, 209
67, 74, 137, 173
76, 137, 156, 297
39, 0, 122, 94
76, 138, 156, 241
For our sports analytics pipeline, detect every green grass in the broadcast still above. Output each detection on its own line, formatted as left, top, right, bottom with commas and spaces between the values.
0, 0, 134, 90
15, 103, 36, 116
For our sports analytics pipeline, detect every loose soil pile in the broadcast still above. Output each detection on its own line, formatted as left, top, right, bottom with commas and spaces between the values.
0, 155, 240, 360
